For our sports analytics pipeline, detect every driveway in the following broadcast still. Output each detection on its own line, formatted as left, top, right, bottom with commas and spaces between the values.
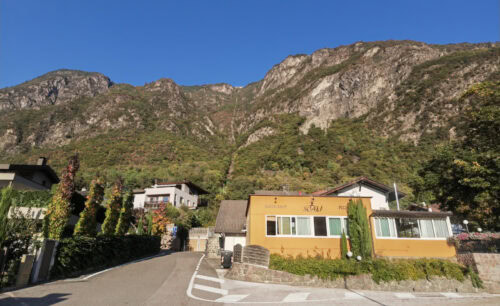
1, 252, 499, 305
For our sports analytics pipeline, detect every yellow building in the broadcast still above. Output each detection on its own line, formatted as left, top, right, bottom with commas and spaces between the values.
246, 194, 456, 258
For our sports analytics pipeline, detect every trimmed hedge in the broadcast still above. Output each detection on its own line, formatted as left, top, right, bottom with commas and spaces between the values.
52, 235, 160, 278
269, 254, 482, 287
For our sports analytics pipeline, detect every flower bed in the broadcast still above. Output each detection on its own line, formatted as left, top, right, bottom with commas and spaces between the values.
448, 232, 500, 253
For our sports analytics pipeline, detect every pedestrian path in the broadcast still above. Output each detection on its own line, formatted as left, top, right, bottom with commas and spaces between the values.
190, 271, 498, 304
187, 256, 500, 305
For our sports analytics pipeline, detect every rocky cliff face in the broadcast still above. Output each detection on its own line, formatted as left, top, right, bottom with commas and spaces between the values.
0, 41, 498, 156
0, 70, 112, 111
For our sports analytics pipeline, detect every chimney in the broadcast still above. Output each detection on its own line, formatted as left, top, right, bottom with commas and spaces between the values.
37, 157, 47, 166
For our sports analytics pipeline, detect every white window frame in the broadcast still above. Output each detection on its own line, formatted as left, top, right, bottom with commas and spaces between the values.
265, 215, 349, 238
373, 217, 451, 240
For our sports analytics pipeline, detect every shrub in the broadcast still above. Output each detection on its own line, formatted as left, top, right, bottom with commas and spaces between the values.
101, 180, 123, 235
269, 254, 481, 286
51, 234, 160, 278
115, 190, 134, 235
340, 231, 348, 259
347, 199, 372, 258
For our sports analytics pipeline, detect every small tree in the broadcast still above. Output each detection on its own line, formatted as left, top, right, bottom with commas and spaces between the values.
115, 190, 134, 236
45, 154, 79, 240
0, 187, 15, 246
101, 180, 123, 235
147, 212, 153, 235
340, 230, 348, 259
347, 199, 372, 259
74, 178, 104, 237
137, 216, 144, 235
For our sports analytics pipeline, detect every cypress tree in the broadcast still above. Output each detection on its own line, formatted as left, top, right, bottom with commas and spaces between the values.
0, 187, 15, 246
347, 199, 373, 259
74, 178, 104, 237
115, 190, 134, 235
101, 180, 123, 235
340, 230, 348, 259
147, 212, 153, 235
137, 215, 144, 235
45, 154, 79, 240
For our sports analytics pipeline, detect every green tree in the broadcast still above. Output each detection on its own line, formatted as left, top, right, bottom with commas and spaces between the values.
115, 190, 134, 235
74, 178, 104, 237
0, 187, 15, 246
340, 230, 348, 259
137, 215, 144, 235
147, 212, 153, 235
415, 82, 500, 230
347, 199, 372, 259
101, 180, 123, 235
45, 154, 79, 240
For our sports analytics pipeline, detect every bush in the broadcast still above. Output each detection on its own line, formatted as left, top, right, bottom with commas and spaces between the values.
269, 254, 481, 287
51, 234, 160, 278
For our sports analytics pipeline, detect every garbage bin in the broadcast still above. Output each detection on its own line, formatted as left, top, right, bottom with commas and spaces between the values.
220, 250, 233, 269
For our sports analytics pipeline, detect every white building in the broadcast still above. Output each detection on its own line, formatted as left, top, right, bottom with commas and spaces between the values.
317, 177, 405, 210
215, 200, 247, 252
133, 181, 208, 210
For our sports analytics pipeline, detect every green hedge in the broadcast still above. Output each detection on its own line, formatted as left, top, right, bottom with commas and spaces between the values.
269, 254, 482, 287
51, 235, 160, 278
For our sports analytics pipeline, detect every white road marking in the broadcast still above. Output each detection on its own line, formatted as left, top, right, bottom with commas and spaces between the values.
215, 295, 249, 302
395, 292, 415, 299
196, 274, 225, 284
441, 292, 462, 298
193, 284, 228, 295
282, 292, 310, 302
344, 292, 364, 299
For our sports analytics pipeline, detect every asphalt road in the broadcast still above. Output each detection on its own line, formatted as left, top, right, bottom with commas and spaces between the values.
0, 251, 499, 306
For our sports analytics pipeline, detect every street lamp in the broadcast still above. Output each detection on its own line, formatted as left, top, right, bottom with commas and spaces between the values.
477, 228, 482, 233
356, 256, 362, 261
463, 220, 469, 233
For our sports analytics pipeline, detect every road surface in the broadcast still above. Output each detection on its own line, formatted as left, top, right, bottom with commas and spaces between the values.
0, 251, 498, 305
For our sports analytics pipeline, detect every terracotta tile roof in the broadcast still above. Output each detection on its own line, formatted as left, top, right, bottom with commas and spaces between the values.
215, 200, 248, 234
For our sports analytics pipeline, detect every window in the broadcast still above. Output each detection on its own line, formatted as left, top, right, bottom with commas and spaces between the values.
266, 216, 276, 236
396, 218, 420, 238
297, 217, 311, 236
419, 219, 435, 238
162, 195, 170, 203
375, 217, 450, 239
313, 217, 327, 236
328, 217, 349, 236
433, 219, 450, 238
374, 218, 397, 237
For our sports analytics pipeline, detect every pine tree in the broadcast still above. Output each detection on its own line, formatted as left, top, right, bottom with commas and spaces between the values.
45, 154, 79, 240
74, 178, 104, 237
115, 190, 134, 235
101, 180, 123, 235
147, 212, 153, 235
0, 187, 15, 246
340, 230, 348, 259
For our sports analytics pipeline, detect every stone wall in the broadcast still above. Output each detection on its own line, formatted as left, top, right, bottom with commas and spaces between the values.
241, 245, 270, 268
233, 244, 242, 263
205, 236, 221, 258
225, 263, 480, 293
457, 252, 500, 293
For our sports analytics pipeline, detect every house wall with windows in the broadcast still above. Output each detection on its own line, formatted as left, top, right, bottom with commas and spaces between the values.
246, 195, 456, 259
133, 183, 201, 210
247, 195, 372, 258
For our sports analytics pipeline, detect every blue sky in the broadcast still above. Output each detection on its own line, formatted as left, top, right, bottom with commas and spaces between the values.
1, 0, 498, 88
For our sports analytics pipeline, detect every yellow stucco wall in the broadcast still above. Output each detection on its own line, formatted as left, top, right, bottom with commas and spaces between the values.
247, 195, 372, 258
247, 195, 457, 258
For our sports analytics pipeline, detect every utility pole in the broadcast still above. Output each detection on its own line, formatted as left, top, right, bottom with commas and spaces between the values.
393, 182, 400, 211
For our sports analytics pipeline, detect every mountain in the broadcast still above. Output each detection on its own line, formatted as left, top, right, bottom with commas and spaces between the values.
0, 40, 498, 206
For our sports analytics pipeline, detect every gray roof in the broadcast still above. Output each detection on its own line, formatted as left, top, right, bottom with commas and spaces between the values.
0, 163, 59, 184
372, 210, 452, 219
215, 200, 248, 234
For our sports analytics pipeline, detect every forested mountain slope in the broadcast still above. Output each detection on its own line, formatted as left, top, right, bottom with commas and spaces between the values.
1, 40, 498, 206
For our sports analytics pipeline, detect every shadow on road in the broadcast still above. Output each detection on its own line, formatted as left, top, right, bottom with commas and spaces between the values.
0, 293, 71, 305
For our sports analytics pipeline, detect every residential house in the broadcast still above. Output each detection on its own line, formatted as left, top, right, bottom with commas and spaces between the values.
316, 176, 405, 210
245, 194, 455, 258
0, 157, 59, 191
215, 200, 247, 252
133, 181, 208, 210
